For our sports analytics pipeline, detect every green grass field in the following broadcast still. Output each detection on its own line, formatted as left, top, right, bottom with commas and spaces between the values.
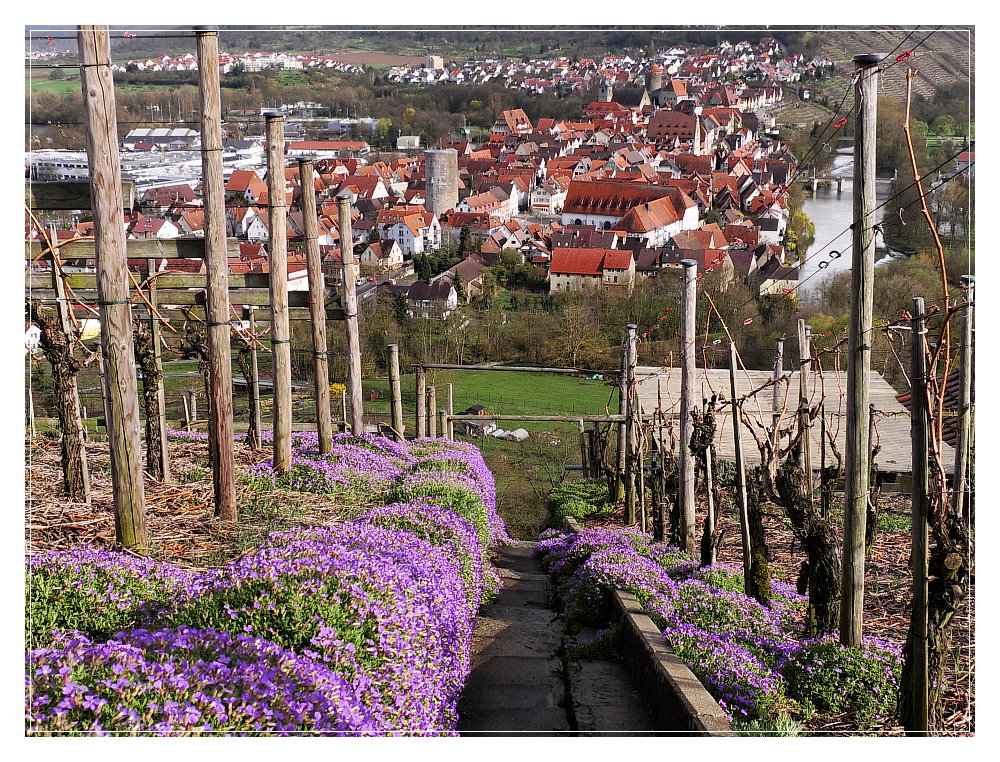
360, 369, 619, 420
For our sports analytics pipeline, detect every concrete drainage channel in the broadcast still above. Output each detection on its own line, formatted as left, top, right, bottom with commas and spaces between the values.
456, 527, 732, 735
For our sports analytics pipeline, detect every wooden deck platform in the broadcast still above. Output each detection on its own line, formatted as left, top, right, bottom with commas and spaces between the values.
634, 366, 954, 476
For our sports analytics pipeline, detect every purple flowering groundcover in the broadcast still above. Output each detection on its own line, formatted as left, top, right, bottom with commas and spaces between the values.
26, 435, 510, 736
535, 527, 902, 729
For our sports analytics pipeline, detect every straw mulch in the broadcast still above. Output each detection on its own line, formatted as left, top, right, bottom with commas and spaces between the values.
24, 435, 366, 569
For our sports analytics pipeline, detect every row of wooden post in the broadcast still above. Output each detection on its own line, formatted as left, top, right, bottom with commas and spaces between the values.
60, 26, 368, 548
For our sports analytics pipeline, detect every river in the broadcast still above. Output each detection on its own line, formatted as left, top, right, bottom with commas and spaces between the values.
798, 150, 904, 297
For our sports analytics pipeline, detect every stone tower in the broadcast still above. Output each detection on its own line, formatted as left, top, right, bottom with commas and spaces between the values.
598, 77, 614, 103
423, 148, 459, 216
648, 64, 664, 94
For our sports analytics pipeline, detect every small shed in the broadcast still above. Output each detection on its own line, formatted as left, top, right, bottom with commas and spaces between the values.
462, 419, 497, 439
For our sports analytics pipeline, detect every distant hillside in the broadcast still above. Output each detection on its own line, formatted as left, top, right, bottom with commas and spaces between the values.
808, 27, 973, 101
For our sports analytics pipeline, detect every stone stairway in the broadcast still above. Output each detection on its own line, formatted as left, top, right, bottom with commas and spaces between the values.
456, 542, 654, 736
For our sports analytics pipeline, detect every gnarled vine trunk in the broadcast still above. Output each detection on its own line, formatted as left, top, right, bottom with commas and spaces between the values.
745, 465, 772, 607
28, 300, 89, 500
133, 323, 165, 481
775, 458, 841, 636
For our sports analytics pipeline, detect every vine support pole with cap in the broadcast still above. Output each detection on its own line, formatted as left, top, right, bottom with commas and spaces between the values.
338, 197, 365, 435
196, 26, 235, 518
77, 24, 147, 548
679, 259, 698, 554
264, 110, 292, 473
841, 52, 885, 648
298, 158, 333, 454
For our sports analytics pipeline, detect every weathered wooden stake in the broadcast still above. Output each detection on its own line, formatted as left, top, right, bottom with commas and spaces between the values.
729, 342, 753, 595
772, 337, 784, 432
341, 389, 348, 432
264, 110, 292, 473
624, 324, 638, 525
447, 383, 455, 439
145, 258, 170, 481
388, 344, 404, 442
438, 410, 449, 439
841, 53, 884, 647
244, 307, 262, 450
78, 24, 147, 548
679, 259, 698, 553
186, 390, 198, 429
427, 386, 438, 437
298, 158, 333, 454
338, 198, 365, 435
616, 338, 627, 499
908, 296, 930, 734
578, 419, 589, 477
953, 276, 974, 526
196, 26, 235, 518
415, 365, 427, 438
798, 319, 813, 502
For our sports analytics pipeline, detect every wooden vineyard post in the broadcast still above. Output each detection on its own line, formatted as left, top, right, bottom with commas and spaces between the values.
703, 398, 717, 567
616, 336, 627, 500
729, 342, 753, 596
447, 383, 454, 439
772, 337, 784, 431
264, 110, 292, 474
907, 296, 930, 734
841, 53, 884, 647
186, 390, 198, 429
624, 324, 638, 525
195, 26, 235, 518
438, 410, 449, 440
678, 259, 698, 554
415, 365, 427, 438
77, 25, 147, 548
145, 257, 170, 482
798, 319, 813, 503
298, 158, 333, 454
388, 344, 405, 442
953, 276, 974, 526
338, 197, 365, 435
427, 386, 438, 437
341, 389, 348, 432
244, 307, 262, 450
578, 419, 589, 478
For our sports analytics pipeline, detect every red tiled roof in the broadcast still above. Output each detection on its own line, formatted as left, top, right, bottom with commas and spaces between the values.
549, 247, 631, 276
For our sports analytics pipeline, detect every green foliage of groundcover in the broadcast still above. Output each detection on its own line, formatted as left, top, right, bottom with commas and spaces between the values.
547, 480, 615, 524
780, 638, 902, 729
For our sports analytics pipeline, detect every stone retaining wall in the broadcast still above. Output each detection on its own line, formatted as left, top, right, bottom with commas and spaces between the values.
562, 517, 733, 736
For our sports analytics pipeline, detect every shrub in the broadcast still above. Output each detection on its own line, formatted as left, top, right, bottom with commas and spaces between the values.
157, 523, 472, 732
662, 623, 786, 722
26, 627, 374, 736
547, 480, 615, 524
362, 499, 492, 609
777, 635, 903, 729
25, 547, 214, 649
